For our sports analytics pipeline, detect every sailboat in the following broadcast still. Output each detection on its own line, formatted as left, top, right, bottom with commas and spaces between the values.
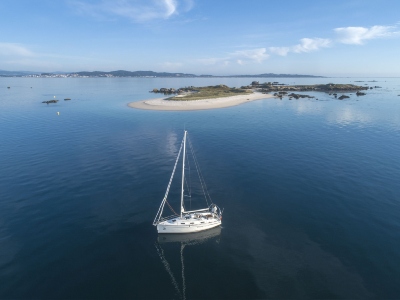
153, 130, 223, 233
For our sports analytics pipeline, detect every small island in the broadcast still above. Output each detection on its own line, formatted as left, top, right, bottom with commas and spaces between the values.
152, 84, 252, 100
128, 82, 369, 111
129, 84, 270, 111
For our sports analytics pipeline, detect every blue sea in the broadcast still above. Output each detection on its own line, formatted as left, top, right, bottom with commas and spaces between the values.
0, 77, 399, 299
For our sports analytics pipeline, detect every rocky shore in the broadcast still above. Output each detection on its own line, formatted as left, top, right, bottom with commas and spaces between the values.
245, 81, 369, 93
245, 81, 370, 101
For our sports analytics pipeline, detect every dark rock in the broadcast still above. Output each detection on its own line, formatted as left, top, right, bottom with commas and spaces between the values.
287, 93, 314, 99
356, 91, 366, 96
338, 95, 350, 100
42, 100, 59, 104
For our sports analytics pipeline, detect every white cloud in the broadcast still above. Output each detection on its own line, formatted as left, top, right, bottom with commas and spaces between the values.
268, 46, 290, 56
69, 0, 192, 22
266, 38, 331, 57
197, 48, 269, 67
0, 43, 34, 57
231, 48, 269, 63
292, 38, 332, 53
334, 25, 398, 44
264, 23, 398, 59
197, 39, 328, 67
111, 0, 178, 21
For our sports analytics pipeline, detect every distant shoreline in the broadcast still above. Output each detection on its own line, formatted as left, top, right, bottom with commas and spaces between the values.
128, 92, 273, 111
0, 69, 325, 78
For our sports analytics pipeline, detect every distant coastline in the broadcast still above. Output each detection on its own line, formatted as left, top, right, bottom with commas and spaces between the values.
0, 69, 325, 78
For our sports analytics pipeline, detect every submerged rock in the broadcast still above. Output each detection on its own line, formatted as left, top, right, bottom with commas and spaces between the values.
338, 95, 350, 100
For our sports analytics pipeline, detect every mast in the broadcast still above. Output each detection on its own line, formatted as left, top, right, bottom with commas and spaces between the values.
180, 130, 187, 217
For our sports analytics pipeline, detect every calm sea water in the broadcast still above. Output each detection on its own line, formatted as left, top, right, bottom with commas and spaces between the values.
0, 77, 399, 299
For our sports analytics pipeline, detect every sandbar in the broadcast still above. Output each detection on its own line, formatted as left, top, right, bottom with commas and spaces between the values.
128, 92, 273, 111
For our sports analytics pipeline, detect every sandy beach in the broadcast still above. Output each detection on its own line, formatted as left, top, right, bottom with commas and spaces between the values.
128, 92, 273, 111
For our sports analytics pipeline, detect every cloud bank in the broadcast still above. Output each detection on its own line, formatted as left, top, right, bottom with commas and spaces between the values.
269, 38, 332, 57
334, 25, 398, 44
198, 23, 399, 67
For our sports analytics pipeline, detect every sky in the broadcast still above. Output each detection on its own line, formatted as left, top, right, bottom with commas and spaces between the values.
1, 0, 400, 76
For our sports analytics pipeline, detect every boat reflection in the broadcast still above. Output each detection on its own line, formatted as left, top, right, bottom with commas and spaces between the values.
155, 227, 221, 300
158, 226, 221, 245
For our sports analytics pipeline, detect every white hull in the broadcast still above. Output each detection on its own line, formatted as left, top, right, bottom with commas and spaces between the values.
157, 217, 221, 233
158, 226, 221, 243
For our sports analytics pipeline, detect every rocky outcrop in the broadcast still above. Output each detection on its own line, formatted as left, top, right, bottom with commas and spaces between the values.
253, 82, 368, 93
338, 95, 350, 100
42, 100, 59, 104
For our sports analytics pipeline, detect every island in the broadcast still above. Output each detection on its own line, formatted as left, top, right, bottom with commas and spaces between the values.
128, 84, 272, 111
128, 82, 369, 111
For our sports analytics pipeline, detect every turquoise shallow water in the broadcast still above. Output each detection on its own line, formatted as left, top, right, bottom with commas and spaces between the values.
0, 77, 399, 298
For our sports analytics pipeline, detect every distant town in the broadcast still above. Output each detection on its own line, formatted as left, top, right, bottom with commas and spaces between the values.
0, 70, 325, 78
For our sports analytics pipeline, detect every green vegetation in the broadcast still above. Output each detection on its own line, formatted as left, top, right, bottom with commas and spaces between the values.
167, 85, 252, 101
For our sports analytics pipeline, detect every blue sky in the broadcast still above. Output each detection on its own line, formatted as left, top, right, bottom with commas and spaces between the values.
1, 0, 400, 76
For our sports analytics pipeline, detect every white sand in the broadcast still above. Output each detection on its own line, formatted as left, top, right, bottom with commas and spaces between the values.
128, 92, 273, 111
